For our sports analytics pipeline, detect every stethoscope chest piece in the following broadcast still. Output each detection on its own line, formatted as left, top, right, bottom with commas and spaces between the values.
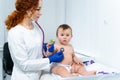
60, 48, 64, 52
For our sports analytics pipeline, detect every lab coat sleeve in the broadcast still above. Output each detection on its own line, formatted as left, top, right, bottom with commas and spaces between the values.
8, 30, 50, 72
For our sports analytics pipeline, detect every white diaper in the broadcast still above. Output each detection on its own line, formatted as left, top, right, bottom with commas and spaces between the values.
51, 63, 72, 72
51, 63, 82, 79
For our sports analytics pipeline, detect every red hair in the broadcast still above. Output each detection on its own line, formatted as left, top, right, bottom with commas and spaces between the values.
5, 0, 39, 30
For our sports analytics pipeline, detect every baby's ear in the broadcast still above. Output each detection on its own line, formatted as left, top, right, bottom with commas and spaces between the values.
56, 35, 59, 38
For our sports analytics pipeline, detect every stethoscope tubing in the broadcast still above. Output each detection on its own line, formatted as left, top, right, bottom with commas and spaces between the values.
35, 21, 46, 58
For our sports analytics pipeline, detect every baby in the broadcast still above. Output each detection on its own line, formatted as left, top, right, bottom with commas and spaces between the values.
46, 24, 96, 78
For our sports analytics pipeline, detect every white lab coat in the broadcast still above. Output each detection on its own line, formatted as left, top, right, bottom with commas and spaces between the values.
7, 22, 52, 80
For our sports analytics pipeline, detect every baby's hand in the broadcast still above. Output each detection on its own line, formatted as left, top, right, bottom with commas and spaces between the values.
46, 42, 53, 48
78, 61, 84, 66
74, 57, 84, 65
47, 39, 55, 52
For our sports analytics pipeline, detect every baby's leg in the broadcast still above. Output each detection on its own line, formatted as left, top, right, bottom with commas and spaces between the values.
51, 66, 79, 78
72, 63, 86, 73
82, 71, 96, 76
72, 63, 96, 76
78, 66, 96, 76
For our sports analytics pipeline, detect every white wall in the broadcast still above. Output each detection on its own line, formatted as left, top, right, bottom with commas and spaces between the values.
38, 0, 66, 42
0, 1, 15, 80
0, 0, 15, 46
66, 0, 120, 69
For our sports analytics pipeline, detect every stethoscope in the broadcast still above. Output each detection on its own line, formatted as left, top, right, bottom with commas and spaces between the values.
35, 21, 46, 58
35, 21, 64, 58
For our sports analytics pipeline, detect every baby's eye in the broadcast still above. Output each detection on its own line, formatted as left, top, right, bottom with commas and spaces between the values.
66, 34, 70, 36
60, 34, 64, 36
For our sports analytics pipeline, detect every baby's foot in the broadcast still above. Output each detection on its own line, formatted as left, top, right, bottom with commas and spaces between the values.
72, 73, 80, 76
84, 71, 96, 76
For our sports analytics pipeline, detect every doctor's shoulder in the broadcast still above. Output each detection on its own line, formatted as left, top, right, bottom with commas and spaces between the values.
8, 25, 25, 39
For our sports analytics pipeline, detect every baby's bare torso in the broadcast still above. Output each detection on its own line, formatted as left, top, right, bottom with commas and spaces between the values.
55, 43, 74, 65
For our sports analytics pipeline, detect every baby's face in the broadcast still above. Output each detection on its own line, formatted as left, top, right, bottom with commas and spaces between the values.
57, 28, 72, 45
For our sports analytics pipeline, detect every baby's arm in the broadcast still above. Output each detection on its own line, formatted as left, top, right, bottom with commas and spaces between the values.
70, 45, 83, 65
73, 54, 84, 66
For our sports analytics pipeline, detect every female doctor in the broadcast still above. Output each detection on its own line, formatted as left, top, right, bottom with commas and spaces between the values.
5, 0, 64, 80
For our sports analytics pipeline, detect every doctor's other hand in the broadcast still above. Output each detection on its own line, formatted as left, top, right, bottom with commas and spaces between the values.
43, 43, 47, 52
48, 44, 54, 52
48, 51, 64, 63
43, 43, 54, 52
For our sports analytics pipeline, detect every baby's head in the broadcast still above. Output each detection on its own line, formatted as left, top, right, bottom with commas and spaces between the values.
56, 24, 72, 36
56, 24, 72, 45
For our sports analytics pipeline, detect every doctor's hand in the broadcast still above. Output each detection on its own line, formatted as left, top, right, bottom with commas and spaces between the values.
43, 43, 47, 52
48, 51, 64, 63
48, 44, 54, 52
43, 43, 54, 52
